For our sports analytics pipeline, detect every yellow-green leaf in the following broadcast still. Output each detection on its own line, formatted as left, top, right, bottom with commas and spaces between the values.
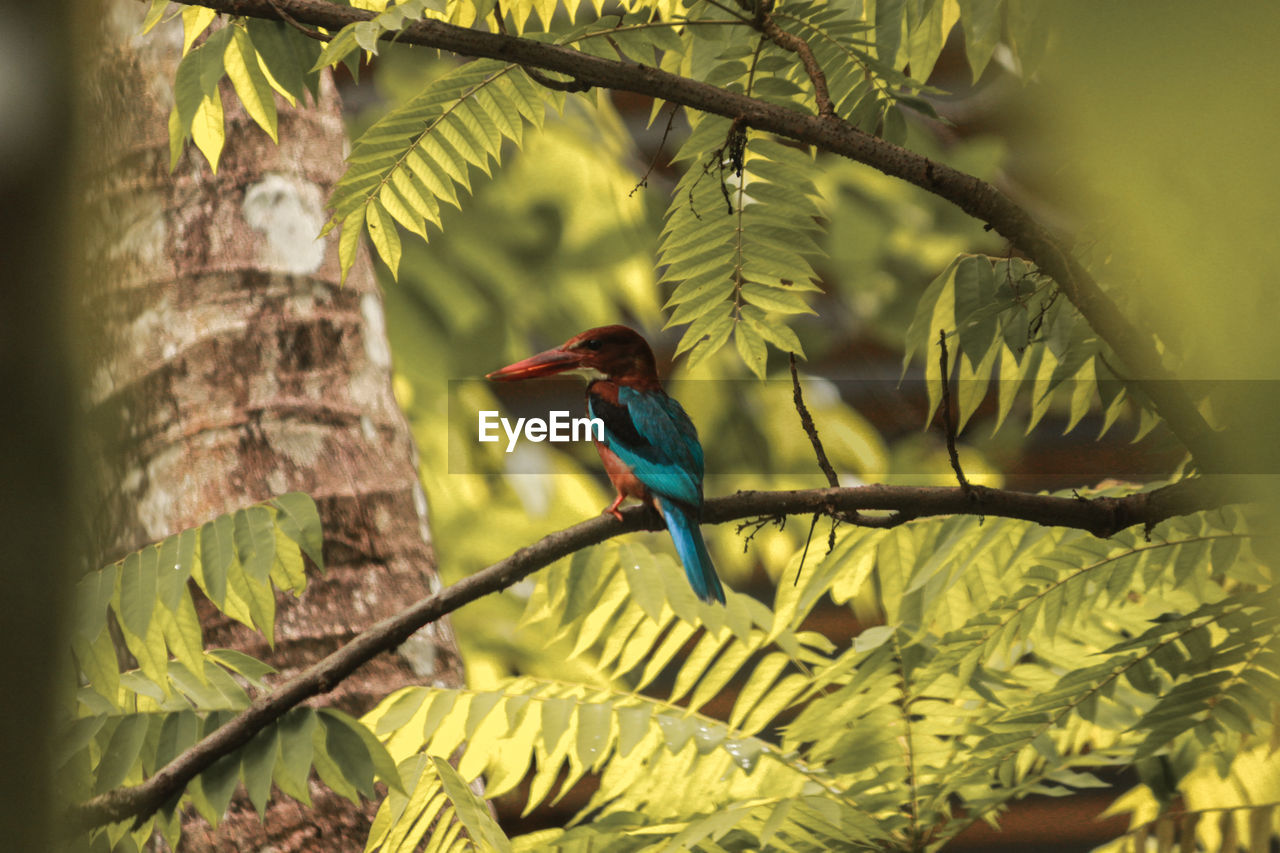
225, 27, 278, 141
182, 6, 216, 55
337, 206, 366, 285
191, 91, 225, 173
365, 199, 402, 279
142, 0, 169, 35
734, 321, 768, 379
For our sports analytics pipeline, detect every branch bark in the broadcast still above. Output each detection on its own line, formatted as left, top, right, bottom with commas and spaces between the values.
74, 475, 1243, 830
175, 0, 1221, 468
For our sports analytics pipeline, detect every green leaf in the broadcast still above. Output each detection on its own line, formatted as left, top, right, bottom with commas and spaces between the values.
75, 628, 120, 704
153, 711, 200, 771
656, 714, 696, 753
191, 90, 226, 172
953, 254, 998, 368
618, 543, 665, 624
883, 104, 908, 145
741, 305, 805, 357
366, 199, 402, 278
118, 549, 158, 639
576, 703, 612, 769
465, 691, 503, 739
181, 6, 216, 55
421, 690, 459, 741
537, 696, 574, 756
734, 321, 768, 378
240, 725, 279, 819
207, 647, 277, 687
875, 0, 905, 68
270, 492, 324, 569
225, 26, 278, 141
156, 528, 196, 613
142, 0, 168, 35
903, 256, 958, 381
273, 707, 318, 805
616, 705, 652, 757
739, 282, 816, 316
674, 304, 733, 357
905, 0, 954, 83
312, 24, 362, 72
56, 715, 105, 770
75, 563, 117, 641
318, 709, 377, 799
200, 513, 235, 606
196, 750, 241, 825
958, 0, 1004, 80
94, 715, 150, 793
374, 687, 430, 735
171, 24, 232, 161
245, 18, 319, 102
270, 525, 308, 593
431, 756, 513, 853
234, 506, 277, 583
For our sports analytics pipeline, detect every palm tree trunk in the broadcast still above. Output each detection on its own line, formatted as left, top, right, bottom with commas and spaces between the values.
85, 5, 464, 848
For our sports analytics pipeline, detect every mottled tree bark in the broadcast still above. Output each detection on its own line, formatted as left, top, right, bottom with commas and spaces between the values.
85, 4, 464, 849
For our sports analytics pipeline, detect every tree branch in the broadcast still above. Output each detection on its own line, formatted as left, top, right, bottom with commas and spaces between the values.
757, 10, 835, 116
789, 353, 839, 488
74, 475, 1245, 830
174, 0, 1220, 468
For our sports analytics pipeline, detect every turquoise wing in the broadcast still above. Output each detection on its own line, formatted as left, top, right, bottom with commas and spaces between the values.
588, 386, 704, 508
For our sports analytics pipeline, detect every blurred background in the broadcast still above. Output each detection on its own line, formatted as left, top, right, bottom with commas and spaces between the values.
312, 4, 1280, 847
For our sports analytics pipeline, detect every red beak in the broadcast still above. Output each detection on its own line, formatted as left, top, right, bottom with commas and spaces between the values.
485, 347, 583, 381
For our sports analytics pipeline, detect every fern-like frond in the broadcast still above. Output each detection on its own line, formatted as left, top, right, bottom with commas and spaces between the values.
74, 705, 401, 851
71, 494, 320, 711
327, 59, 558, 280
660, 120, 823, 375
68, 495, 337, 849
771, 0, 941, 135
902, 253, 1163, 437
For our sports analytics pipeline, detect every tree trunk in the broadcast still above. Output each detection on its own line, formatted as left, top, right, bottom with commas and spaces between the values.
85, 5, 464, 849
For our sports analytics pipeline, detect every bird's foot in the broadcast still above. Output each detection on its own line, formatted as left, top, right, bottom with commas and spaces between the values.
604, 494, 626, 522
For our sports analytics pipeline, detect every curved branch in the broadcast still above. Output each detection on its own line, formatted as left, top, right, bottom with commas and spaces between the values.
74, 476, 1243, 830
178, 0, 1219, 467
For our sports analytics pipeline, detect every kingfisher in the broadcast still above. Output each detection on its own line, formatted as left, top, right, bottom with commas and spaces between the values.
486, 325, 725, 604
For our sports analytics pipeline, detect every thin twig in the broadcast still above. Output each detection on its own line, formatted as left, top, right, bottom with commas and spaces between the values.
937, 329, 973, 496
737, 513, 785, 551
759, 13, 834, 116
629, 100, 679, 197
732, 0, 834, 116
263, 0, 326, 41
789, 353, 839, 487
789, 352, 841, 584
794, 510, 821, 586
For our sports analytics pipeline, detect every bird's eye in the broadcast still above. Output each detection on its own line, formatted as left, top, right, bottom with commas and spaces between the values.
582, 339, 603, 351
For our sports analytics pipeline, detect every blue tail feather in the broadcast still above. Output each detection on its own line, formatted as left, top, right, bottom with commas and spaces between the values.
656, 499, 725, 604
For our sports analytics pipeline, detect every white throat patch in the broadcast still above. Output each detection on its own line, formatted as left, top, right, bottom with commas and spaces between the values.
571, 365, 609, 381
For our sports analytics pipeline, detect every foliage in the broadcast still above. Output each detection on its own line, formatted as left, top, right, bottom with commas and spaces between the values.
353, 500, 1275, 851
64, 495, 411, 852
161, 0, 1050, 374
99, 1, 1280, 852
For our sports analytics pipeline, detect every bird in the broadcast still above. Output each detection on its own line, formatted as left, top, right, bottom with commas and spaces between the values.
486, 325, 725, 604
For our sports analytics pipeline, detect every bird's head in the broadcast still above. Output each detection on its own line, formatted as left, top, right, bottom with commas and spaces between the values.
486, 325, 659, 385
